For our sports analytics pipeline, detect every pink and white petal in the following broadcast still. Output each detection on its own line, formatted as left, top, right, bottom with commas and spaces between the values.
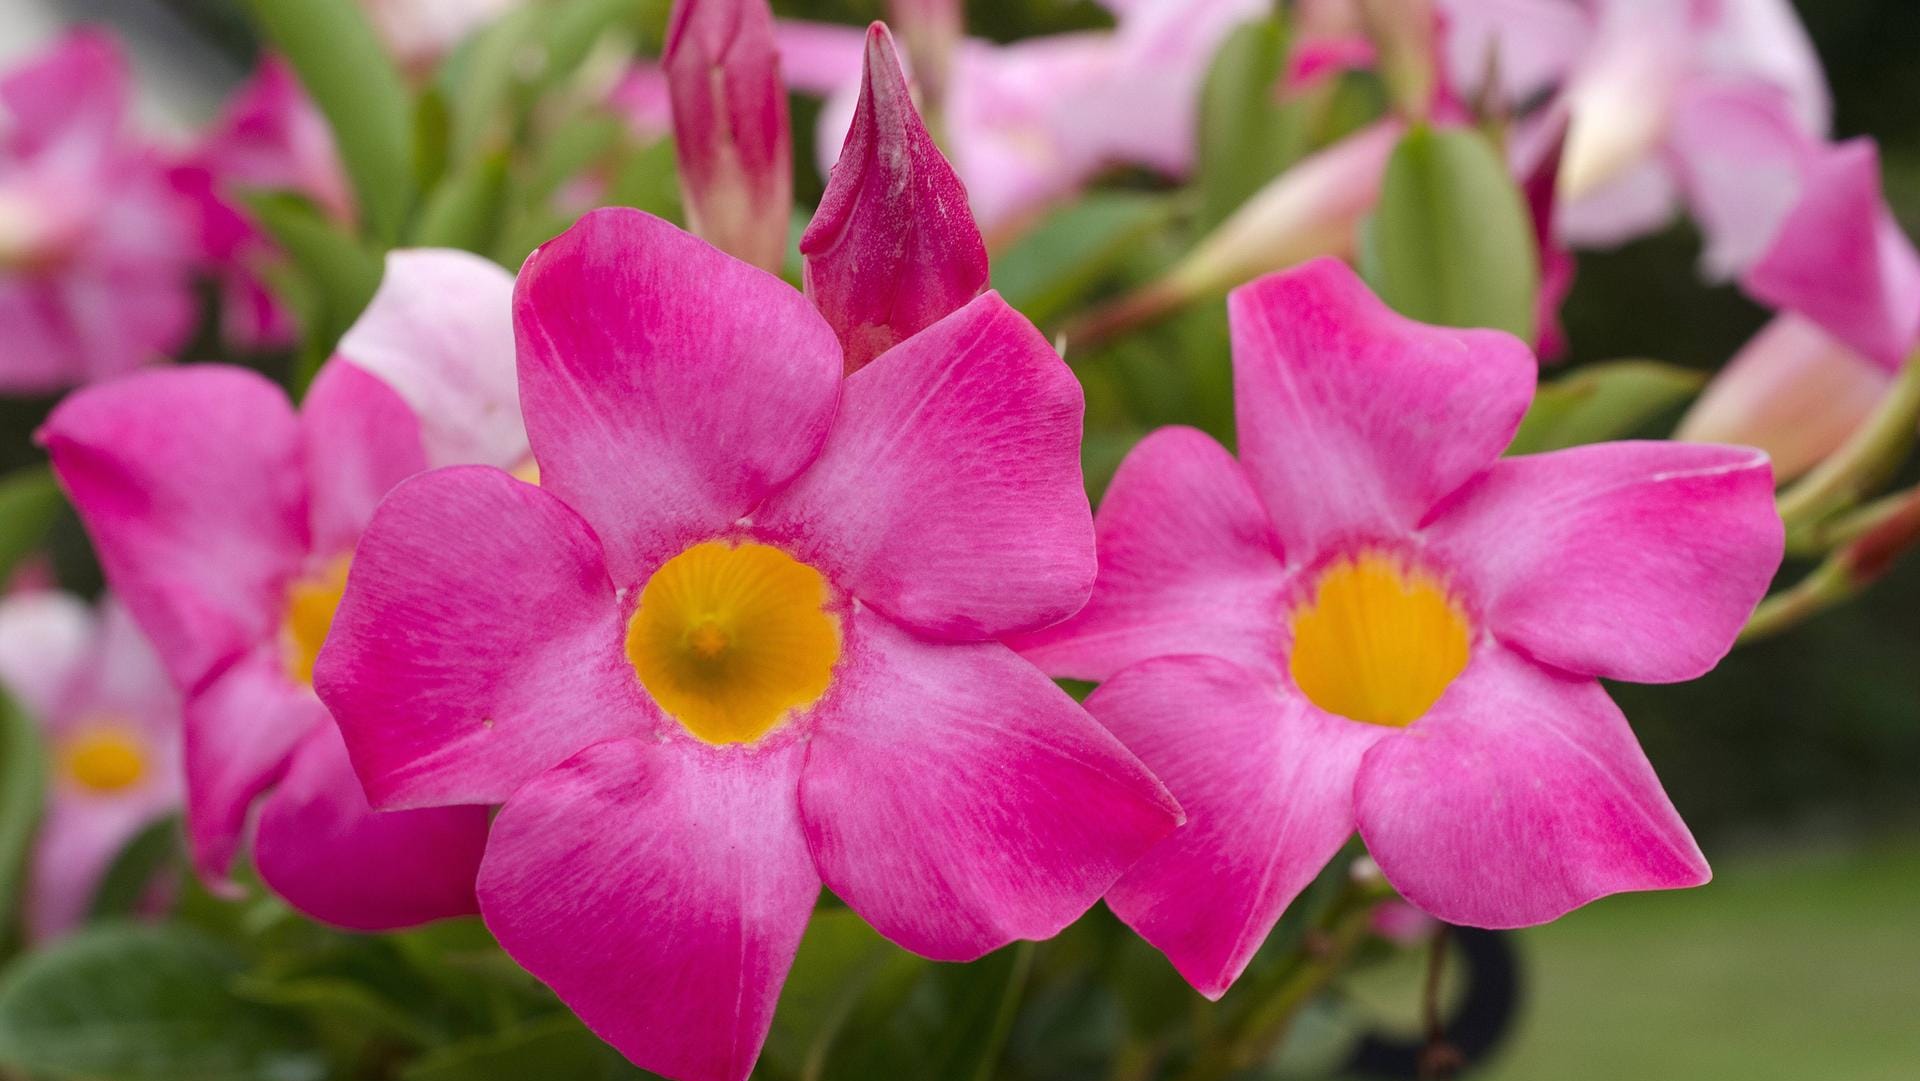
514, 209, 843, 584
759, 293, 1092, 640
0, 592, 93, 724
40, 366, 308, 691
799, 608, 1181, 961
67, 599, 181, 776
254, 723, 486, 931
1090, 656, 1382, 998
1229, 260, 1536, 556
481, 738, 818, 1081
314, 467, 651, 810
337, 249, 527, 469
27, 793, 159, 941
1425, 441, 1781, 684
1556, 159, 1680, 250
1354, 645, 1709, 929
300, 360, 427, 557
182, 648, 323, 890
1009, 427, 1288, 682
1743, 139, 1920, 371
1669, 79, 1819, 281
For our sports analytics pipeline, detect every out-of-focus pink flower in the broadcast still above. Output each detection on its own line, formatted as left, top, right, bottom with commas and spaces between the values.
609, 61, 673, 145
1678, 315, 1895, 482
1015, 260, 1781, 997
801, 24, 988, 374
38, 249, 525, 931
362, 0, 520, 71
886, 0, 963, 111
0, 592, 179, 941
0, 31, 196, 395
665, 0, 793, 272
784, 0, 1266, 238
171, 57, 351, 351
313, 209, 1179, 1081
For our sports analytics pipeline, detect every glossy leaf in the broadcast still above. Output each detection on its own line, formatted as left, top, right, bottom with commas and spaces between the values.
1509, 360, 1708, 455
243, 192, 385, 393
0, 467, 64, 586
1197, 17, 1309, 231
995, 193, 1176, 328
1363, 124, 1539, 340
413, 155, 511, 253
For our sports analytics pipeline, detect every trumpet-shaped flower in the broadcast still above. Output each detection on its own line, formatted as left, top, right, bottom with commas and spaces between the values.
0, 592, 179, 940
39, 249, 524, 930
1014, 259, 1782, 998
313, 208, 1180, 1081
0, 30, 196, 394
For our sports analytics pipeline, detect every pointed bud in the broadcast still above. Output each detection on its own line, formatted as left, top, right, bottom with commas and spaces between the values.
887, 0, 962, 118
664, 0, 793, 272
801, 23, 989, 374
1677, 315, 1893, 482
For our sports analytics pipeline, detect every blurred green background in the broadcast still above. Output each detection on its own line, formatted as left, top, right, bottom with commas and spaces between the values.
1, 1, 1916, 1078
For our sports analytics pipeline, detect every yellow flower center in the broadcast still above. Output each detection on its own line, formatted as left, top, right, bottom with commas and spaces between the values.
626, 540, 841, 746
283, 555, 352, 686
1288, 552, 1471, 728
61, 723, 148, 793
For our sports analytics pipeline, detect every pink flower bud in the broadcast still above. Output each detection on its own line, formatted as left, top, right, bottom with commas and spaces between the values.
801, 23, 989, 374
664, 0, 793, 272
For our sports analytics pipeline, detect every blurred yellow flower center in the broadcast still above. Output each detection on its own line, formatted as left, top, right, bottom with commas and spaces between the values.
1288, 552, 1471, 728
626, 541, 841, 746
283, 556, 352, 686
61, 724, 147, 793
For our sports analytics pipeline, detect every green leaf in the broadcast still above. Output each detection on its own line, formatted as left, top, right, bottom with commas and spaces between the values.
760, 908, 917, 1079
87, 817, 182, 922
399, 1014, 654, 1081
807, 931, 1033, 1081
245, 0, 415, 241
1508, 359, 1708, 455
1196, 17, 1310, 231
413, 154, 511, 253
243, 192, 385, 393
0, 690, 45, 955
0, 466, 64, 586
0, 925, 325, 1081
994, 194, 1177, 328
1363, 124, 1539, 340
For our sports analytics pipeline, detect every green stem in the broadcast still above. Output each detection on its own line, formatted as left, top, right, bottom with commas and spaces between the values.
1776, 355, 1920, 531
1744, 484, 1920, 643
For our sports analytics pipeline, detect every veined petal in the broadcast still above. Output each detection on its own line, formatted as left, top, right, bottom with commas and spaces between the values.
799, 607, 1180, 961
758, 292, 1091, 640
315, 467, 651, 810
40, 367, 308, 691
1424, 441, 1781, 684
254, 723, 486, 931
1229, 259, 1536, 556
800, 23, 989, 373
481, 738, 818, 1081
337, 249, 527, 469
1091, 656, 1381, 999
1354, 645, 1709, 929
300, 360, 427, 557
1009, 427, 1288, 682
182, 649, 324, 889
513, 208, 842, 584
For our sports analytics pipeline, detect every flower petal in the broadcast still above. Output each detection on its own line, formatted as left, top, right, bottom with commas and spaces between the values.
1228, 259, 1536, 557
1009, 426, 1287, 681
0, 592, 93, 723
40, 367, 307, 691
513, 209, 842, 584
758, 292, 1091, 640
799, 607, 1180, 961
182, 649, 323, 889
481, 738, 818, 1081
800, 23, 989, 373
337, 249, 527, 469
1425, 441, 1781, 683
315, 467, 651, 810
300, 360, 427, 557
29, 794, 160, 941
1354, 645, 1709, 928
254, 723, 486, 931
1090, 656, 1381, 998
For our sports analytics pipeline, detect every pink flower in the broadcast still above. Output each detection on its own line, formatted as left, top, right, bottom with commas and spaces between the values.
0, 591, 179, 941
38, 249, 525, 930
1014, 259, 1782, 997
801, 24, 988, 373
0, 30, 196, 394
362, 0, 520, 71
665, 0, 793, 273
312, 208, 1180, 1081
171, 56, 352, 351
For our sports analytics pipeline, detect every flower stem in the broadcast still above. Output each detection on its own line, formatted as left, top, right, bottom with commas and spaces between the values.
1776, 354, 1920, 531
1743, 483, 1920, 643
